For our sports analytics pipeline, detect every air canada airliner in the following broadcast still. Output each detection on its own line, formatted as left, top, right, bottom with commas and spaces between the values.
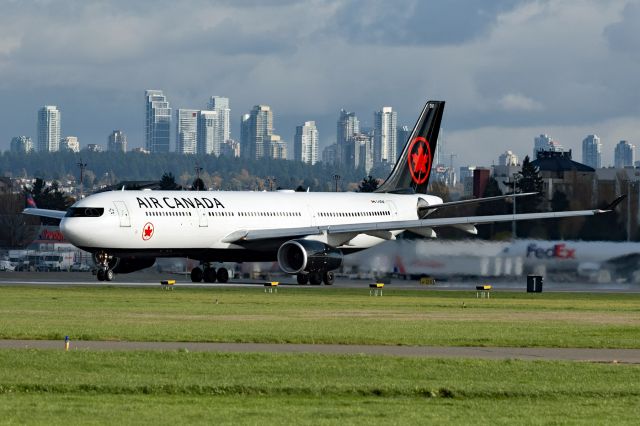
23, 101, 623, 284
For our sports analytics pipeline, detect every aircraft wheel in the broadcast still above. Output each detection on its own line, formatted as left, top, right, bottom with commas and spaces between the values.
190, 267, 203, 282
216, 268, 229, 283
105, 269, 114, 281
296, 273, 309, 285
203, 267, 217, 283
309, 271, 323, 285
97, 269, 106, 281
323, 271, 335, 286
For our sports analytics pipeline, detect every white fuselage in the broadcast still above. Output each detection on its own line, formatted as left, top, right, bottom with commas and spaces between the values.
60, 190, 442, 260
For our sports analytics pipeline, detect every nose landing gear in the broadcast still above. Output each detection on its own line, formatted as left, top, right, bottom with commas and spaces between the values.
94, 251, 118, 282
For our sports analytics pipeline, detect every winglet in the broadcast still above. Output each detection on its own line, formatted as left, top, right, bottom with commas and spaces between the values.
605, 194, 627, 211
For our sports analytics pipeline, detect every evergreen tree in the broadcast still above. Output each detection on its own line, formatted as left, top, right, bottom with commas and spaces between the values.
191, 178, 205, 191
515, 156, 544, 237
357, 176, 379, 193
159, 172, 180, 190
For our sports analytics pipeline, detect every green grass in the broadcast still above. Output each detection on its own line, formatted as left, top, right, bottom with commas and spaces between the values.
0, 350, 639, 424
0, 286, 639, 348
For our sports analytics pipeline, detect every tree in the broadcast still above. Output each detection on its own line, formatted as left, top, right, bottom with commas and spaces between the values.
27, 178, 74, 226
357, 176, 379, 193
159, 172, 180, 190
191, 178, 205, 191
0, 194, 39, 247
514, 156, 544, 237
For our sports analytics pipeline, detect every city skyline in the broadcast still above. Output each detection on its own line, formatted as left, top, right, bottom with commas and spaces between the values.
0, 1, 638, 168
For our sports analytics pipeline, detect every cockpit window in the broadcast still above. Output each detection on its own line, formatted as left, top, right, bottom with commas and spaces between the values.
65, 207, 104, 217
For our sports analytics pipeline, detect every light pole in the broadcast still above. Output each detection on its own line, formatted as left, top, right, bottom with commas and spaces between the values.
627, 180, 632, 242
333, 174, 341, 192
194, 164, 203, 190
77, 159, 87, 198
512, 173, 520, 240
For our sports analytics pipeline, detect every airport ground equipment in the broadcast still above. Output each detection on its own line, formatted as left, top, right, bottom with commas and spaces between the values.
369, 283, 384, 296
264, 281, 279, 293
160, 279, 176, 290
476, 285, 492, 298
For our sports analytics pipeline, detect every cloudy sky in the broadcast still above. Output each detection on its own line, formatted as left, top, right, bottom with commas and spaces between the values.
0, 0, 638, 167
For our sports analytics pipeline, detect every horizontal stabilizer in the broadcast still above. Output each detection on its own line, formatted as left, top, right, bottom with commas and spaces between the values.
22, 208, 66, 220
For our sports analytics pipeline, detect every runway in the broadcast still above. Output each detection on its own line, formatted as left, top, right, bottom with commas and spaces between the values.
1, 271, 639, 292
0, 339, 638, 363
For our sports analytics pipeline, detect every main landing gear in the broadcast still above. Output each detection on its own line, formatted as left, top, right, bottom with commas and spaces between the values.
296, 271, 334, 286
191, 264, 230, 283
94, 250, 117, 282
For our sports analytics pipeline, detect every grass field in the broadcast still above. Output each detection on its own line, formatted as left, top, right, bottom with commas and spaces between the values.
0, 286, 638, 348
0, 350, 639, 424
1, 285, 639, 424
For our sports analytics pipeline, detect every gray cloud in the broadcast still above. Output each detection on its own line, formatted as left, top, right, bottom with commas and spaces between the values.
328, 0, 524, 45
604, 2, 640, 52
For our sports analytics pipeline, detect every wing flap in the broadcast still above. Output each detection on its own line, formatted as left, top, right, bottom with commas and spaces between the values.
225, 208, 605, 244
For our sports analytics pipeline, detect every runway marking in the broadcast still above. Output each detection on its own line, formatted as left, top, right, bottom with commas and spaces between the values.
0, 340, 638, 363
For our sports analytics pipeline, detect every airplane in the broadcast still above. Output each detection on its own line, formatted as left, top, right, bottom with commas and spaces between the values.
23, 100, 624, 284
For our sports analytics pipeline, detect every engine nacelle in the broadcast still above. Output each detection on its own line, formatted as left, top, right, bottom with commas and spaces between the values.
277, 240, 343, 274
112, 257, 156, 274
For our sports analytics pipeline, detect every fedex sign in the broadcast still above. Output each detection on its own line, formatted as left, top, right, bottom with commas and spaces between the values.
526, 243, 576, 260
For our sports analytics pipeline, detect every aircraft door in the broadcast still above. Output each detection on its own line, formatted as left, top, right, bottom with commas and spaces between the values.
197, 207, 208, 227
113, 201, 131, 227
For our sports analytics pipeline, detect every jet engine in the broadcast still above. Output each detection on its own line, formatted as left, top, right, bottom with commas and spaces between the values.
277, 240, 343, 274
112, 257, 156, 274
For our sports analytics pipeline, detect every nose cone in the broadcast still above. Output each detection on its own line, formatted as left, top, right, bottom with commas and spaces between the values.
60, 217, 88, 247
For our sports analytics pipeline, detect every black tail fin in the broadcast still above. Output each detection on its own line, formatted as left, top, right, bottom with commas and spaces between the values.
375, 100, 444, 194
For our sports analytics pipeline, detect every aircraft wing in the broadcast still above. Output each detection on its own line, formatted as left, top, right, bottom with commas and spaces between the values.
223, 207, 610, 244
22, 208, 67, 220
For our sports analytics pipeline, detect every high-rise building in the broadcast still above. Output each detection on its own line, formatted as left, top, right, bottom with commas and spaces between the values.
240, 114, 251, 159
245, 105, 274, 159
10, 136, 33, 154
84, 144, 104, 152
614, 140, 635, 168
350, 133, 373, 174
176, 109, 198, 154
108, 130, 127, 152
498, 150, 518, 166
582, 134, 602, 169
268, 135, 287, 160
322, 144, 338, 165
220, 139, 240, 158
396, 125, 411, 159
60, 136, 80, 153
207, 96, 231, 147
294, 121, 318, 165
37, 105, 61, 152
533, 134, 563, 158
145, 90, 171, 153
374, 107, 397, 165
337, 109, 359, 165
197, 110, 218, 155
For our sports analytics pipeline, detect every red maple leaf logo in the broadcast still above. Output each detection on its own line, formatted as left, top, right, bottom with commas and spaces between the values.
142, 223, 154, 240
407, 137, 431, 185
412, 145, 428, 174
